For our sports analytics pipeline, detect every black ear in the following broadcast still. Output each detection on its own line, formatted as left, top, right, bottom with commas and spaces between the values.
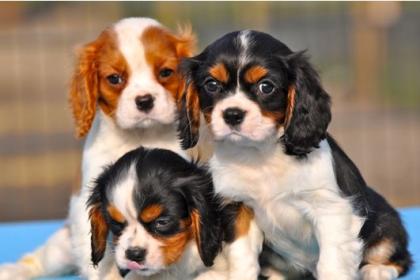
177, 58, 201, 150
282, 52, 331, 156
181, 173, 222, 266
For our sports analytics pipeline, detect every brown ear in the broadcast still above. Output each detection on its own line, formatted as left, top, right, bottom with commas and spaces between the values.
177, 81, 201, 150
284, 86, 296, 129
69, 42, 99, 138
89, 204, 109, 266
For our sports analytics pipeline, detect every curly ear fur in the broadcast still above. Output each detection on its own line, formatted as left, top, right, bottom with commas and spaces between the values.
69, 42, 99, 138
283, 52, 331, 156
89, 204, 109, 266
174, 24, 196, 59
177, 59, 201, 150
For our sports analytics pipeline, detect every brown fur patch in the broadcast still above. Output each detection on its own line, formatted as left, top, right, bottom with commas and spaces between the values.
235, 205, 254, 237
107, 205, 125, 223
69, 29, 128, 138
89, 205, 109, 263
141, 25, 196, 102
244, 65, 268, 84
261, 110, 285, 127
190, 209, 203, 256
140, 204, 163, 223
159, 218, 192, 265
209, 63, 229, 83
364, 238, 396, 265
284, 86, 296, 128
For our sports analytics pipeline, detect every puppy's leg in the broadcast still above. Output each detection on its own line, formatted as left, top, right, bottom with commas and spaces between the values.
360, 187, 412, 280
227, 205, 264, 280
69, 192, 101, 279
297, 189, 364, 280
0, 225, 75, 279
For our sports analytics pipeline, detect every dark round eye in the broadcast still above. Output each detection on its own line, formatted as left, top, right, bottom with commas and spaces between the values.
204, 79, 221, 94
109, 219, 126, 236
258, 80, 275, 95
159, 68, 174, 78
107, 74, 123, 85
154, 217, 173, 232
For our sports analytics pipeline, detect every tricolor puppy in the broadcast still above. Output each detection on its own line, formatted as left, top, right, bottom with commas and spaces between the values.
88, 147, 231, 279
178, 30, 412, 280
0, 17, 195, 280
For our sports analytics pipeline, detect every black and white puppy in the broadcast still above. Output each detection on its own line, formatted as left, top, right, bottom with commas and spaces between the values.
87, 146, 258, 280
178, 30, 412, 280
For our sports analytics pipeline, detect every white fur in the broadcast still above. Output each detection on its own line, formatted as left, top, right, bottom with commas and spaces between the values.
226, 219, 264, 280
211, 139, 365, 280
211, 91, 278, 144
361, 264, 399, 280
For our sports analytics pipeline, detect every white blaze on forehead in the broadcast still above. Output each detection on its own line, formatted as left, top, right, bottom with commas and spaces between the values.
238, 30, 251, 67
112, 17, 178, 129
111, 163, 137, 221
113, 17, 161, 76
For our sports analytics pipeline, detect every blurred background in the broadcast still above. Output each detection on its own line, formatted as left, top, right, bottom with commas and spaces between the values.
0, 2, 419, 221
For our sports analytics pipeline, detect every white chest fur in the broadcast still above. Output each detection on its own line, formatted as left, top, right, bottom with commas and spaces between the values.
211, 140, 364, 274
81, 112, 185, 191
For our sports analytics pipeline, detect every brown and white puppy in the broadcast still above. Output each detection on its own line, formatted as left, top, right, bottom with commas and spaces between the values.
87, 147, 232, 279
178, 30, 412, 280
0, 18, 195, 280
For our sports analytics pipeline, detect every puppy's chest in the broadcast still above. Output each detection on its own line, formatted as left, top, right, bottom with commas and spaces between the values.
211, 156, 321, 267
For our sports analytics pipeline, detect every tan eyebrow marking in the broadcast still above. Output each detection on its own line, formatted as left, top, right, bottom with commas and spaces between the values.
107, 205, 125, 223
244, 65, 268, 84
140, 204, 163, 223
209, 63, 229, 83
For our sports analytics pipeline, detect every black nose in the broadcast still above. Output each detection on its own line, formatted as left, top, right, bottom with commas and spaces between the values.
223, 107, 246, 126
125, 247, 146, 262
135, 94, 154, 112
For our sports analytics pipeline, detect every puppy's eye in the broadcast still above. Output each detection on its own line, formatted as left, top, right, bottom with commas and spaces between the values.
204, 79, 222, 94
110, 219, 126, 236
159, 68, 174, 78
154, 217, 172, 232
107, 74, 123, 85
258, 80, 275, 95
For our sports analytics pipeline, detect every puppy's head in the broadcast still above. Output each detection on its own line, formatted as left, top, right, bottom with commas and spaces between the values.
70, 18, 195, 137
87, 147, 221, 277
179, 30, 331, 156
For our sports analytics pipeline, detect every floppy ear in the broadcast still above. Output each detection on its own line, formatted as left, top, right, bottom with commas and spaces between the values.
69, 41, 100, 138
89, 204, 109, 266
177, 59, 201, 150
182, 174, 222, 266
282, 52, 331, 156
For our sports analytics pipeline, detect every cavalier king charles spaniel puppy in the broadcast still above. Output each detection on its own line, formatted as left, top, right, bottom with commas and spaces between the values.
87, 147, 236, 279
86, 146, 259, 280
0, 17, 195, 280
178, 30, 412, 280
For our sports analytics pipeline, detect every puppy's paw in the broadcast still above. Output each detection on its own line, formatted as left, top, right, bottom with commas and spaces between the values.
0, 263, 33, 280
361, 264, 398, 280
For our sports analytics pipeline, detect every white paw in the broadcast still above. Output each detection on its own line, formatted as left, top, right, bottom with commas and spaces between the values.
0, 263, 33, 280
361, 264, 398, 280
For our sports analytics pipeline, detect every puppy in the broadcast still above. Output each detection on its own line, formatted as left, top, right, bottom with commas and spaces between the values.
0, 17, 195, 280
178, 30, 412, 280
87, 146, 232, 279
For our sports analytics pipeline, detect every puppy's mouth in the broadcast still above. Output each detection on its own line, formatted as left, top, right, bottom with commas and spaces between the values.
119, 261, 160, 277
